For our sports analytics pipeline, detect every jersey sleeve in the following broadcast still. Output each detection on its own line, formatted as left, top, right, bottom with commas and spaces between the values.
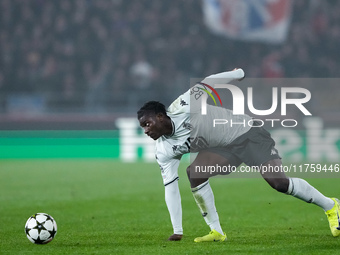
164, 178, 183, 234
200, 68, 245, 88
157, 155, 183, 234
157, 154, 181, 186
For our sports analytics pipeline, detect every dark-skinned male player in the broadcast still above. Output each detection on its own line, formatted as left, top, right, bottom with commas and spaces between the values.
137, 68, 340, 242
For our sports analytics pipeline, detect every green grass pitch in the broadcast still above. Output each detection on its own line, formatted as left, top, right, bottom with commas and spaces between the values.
0, 159, 339, 254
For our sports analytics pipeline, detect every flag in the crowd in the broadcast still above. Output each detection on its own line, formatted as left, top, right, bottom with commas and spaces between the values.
203, 0, 292, 44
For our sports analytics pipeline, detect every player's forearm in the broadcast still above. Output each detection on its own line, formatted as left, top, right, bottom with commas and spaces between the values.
164, 180, 183, 235
201, 68, 245, 87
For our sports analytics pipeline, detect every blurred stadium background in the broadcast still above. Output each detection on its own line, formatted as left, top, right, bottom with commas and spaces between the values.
0, 0, 339, 163
1, 1, 340, 253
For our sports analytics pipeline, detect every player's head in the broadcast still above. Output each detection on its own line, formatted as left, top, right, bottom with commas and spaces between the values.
137, 101, 171, 140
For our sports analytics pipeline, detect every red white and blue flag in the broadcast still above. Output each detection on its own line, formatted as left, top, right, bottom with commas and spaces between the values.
203, 0, 292, 44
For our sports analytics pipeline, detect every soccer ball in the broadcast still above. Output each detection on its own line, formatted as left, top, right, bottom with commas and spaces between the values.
25, 213, 57, 244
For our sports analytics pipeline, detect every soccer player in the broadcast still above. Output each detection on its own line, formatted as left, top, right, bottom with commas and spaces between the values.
137, 68, 340, 242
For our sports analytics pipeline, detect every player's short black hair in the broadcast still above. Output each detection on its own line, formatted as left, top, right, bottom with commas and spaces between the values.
137, 101, 167, 119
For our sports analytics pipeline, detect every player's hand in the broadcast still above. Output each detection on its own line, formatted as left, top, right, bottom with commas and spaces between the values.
168, 234, 183, 241
233, 68, 245, 81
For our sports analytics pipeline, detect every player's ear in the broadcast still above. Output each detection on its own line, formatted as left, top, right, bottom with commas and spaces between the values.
156, 112, 165, 121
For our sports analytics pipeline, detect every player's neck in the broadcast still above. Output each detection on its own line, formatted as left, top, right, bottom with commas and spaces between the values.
164, 117, 173, 136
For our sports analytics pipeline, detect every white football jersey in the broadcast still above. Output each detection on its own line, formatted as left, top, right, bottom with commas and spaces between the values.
156, 70, 252, 186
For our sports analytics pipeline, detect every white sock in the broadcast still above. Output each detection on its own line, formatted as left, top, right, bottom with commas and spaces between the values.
286, 177, 334, 211
192, 180, 224, 235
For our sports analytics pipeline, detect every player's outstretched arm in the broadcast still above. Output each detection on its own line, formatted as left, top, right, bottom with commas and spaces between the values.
164, 179, 183, 240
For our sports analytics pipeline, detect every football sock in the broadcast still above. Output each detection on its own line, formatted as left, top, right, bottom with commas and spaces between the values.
192, 180, 224, 235
286, 177, 335, 211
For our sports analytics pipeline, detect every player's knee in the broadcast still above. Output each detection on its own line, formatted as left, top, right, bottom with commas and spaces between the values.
269, 178, 289, 193
186, 166, 196, 188
186, 165, 208, 188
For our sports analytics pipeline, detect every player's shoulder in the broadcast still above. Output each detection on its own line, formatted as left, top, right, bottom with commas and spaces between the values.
168, 93, 190, 115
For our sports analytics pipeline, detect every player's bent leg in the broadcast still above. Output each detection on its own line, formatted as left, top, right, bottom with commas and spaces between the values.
260, 158, 289, 193
287, 177, 339, 236
261, 159, 339, 237
190, 179, 225, 240
187, 150, 234, 188
187, 150, 238, 241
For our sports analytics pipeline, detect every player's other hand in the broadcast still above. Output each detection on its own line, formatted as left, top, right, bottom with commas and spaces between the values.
168, 234, 183, 241
233, 68, 245, 81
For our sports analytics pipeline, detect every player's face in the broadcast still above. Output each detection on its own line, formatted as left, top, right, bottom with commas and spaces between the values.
139, 113, 166, 140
